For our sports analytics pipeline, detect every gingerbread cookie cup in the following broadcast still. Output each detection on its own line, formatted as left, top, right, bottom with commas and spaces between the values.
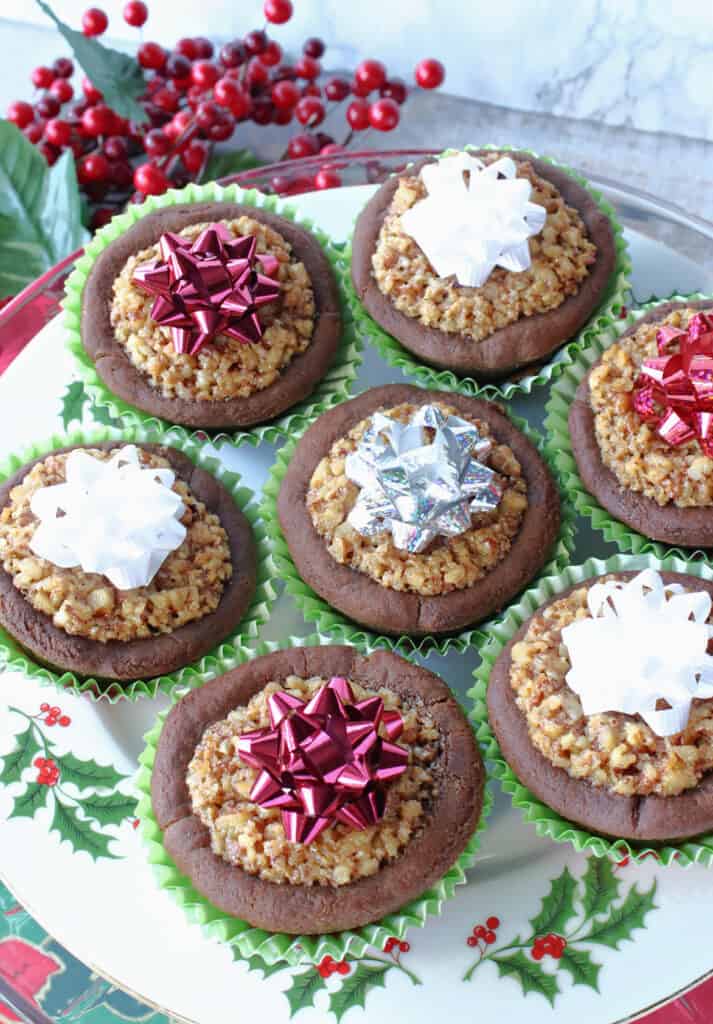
0, 426, 274, 701
469, 553, 713, 866
65, 182, 361, 442
266, 384, 573, 653
545, 294, 713, 556
348, 146, 630, 400
137, 639, 491, 964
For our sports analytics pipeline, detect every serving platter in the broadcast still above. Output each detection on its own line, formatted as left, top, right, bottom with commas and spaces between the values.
2, 163, 713, 1024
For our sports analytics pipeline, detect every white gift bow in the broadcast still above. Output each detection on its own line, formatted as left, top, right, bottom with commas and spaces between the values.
400, 152, 547, 289
30, 445, 187, 591
561, 569, 713, 737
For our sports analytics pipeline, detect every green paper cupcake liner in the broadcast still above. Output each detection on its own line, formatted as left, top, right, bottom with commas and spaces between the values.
344, 143, 631, 400
0, 424, 275, 703
63, 181, 362, 446
544, 291, 713, 559
260, 401, 576, 655
468, 551, 713, 867
135, 633, 493, 966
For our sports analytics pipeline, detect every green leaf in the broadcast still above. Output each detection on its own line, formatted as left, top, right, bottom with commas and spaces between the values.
284, 968, 327, 1017
202, 148, 262, 184
50, 798, 118, 860
61, 380, 90, 429
0, 724, 42, 785
529, 867, 578, 938
78, 790, 136, 827
579, 882, 657, 950
245, 955, 290, 980
35, 0, 147, 123
8, 783, 47, 820
0, 122, 87, 296
57, 752, 126, 792
558, 946, 601, 991
88, 399, 122, 427
581, 857, 621, 922
493, 951, 560, 1007
328, 963, 389, 1023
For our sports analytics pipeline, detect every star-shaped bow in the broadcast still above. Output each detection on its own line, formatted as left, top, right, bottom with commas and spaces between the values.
132, 222, 280, 355
237, 676, 408, 844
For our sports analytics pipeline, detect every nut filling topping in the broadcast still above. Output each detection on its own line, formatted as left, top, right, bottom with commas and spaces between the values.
372, 154, 597, 342
307, 401, 528, 597
111, 216, 316, 401
0, 449, 232, 643
187, 675, 441, 886
589, 308, 713, 508
510, 580, 713, 797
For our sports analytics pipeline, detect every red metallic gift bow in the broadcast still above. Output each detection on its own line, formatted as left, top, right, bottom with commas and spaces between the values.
236, 676, 408, 844
633, 312, 713, 455
132, 222, 280, 356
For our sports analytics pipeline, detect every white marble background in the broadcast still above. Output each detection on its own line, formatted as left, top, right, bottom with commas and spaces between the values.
3, 0, 713, 141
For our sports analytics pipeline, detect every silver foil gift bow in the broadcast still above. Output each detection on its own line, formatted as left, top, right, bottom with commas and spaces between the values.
344, 404, 503, 553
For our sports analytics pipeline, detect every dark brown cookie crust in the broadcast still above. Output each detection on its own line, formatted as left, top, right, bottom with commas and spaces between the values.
278, 384, 561, 638
569, 300, 713, 548
81, 202, 342, 429
351, 151, 617, 380
152, 645, 484, 934
0, 442, 256, 684
487, 571, 713, 842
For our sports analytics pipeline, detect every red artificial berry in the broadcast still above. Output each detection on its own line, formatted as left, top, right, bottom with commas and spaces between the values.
50, 707, 61, 717
91, 207, 114, 230
336, 961, 349, 975
206, 109, 235, 141
31, 66, 55, 89
484, 931, 496, 945
40, 703, 50, 713
182, 141, 207, 173
264, 0, 293, 24
251, 98, 273, 125
82, 104, 115, 136
246, 60, 269, 88
351, 78, 372, 98
303, 37, 325, 59
53, 58, 74, 79
345, 99, 369, 130
123, 1, 148, 27
368, 97, 399, 131
383, 938, 396, 953
166, 54, 192, 81
220, 41, 245, 68
50, 79, 74, 103
286, 132, 319, 158
134, 162, 170, 195
168, 109, 192, 137
355, 59, 387, 92
103, 135, 128, 159
195, 100, 220, 130
213, 76, 241, 109
35, 95, 61, 119
58, 715, 71, 728
260, 41, 282, 67
191, 61, 220, 89
109, 160, 133, 187
380, 78, 407, 104
138, 42, 166, 71
153, 86, 180, 113
272, 79, 300, 110
82, 78, 103, 104
295, 56, 320, 80
532, 946, 544, 961
143, 128, 171, 156
318, 965, 330, 978
175, 37, 198, 60
82, 7, 108, 36
314, 167, 341, 190
486, 917, 500, 930
400, 941, 410, 953
474, 925, 487, 939
325, 77, 350, 102
34, 757, 45, 768
302, 82, 321, 98
415, 58, 445, 90
466, 936, 478, 947
193, 37, 214, 59
78, 152, 110, 183
44, 118, 72, 147
295, 96, 325, 127
228, 88, 252, 120
272, 105, 292, 125
273, 63, 297, 81
244, 30, 267, 56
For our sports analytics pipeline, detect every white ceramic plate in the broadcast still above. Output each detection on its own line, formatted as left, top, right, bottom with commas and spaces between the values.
2, 182, 713, 1024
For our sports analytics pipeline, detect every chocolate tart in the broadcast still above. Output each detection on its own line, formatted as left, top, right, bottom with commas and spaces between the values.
81, 201, 342, 429
488, 571, 713, 842
151, 645, 484, 934
0, 442, 256, 682
278, 383, 561, 638
352, 150, 616, 380
570, 300, 713, 548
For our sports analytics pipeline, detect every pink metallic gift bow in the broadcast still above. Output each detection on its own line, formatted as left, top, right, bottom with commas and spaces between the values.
236, 676, 408, 844
633, 312, 713, 455
132, 223, 280, 355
